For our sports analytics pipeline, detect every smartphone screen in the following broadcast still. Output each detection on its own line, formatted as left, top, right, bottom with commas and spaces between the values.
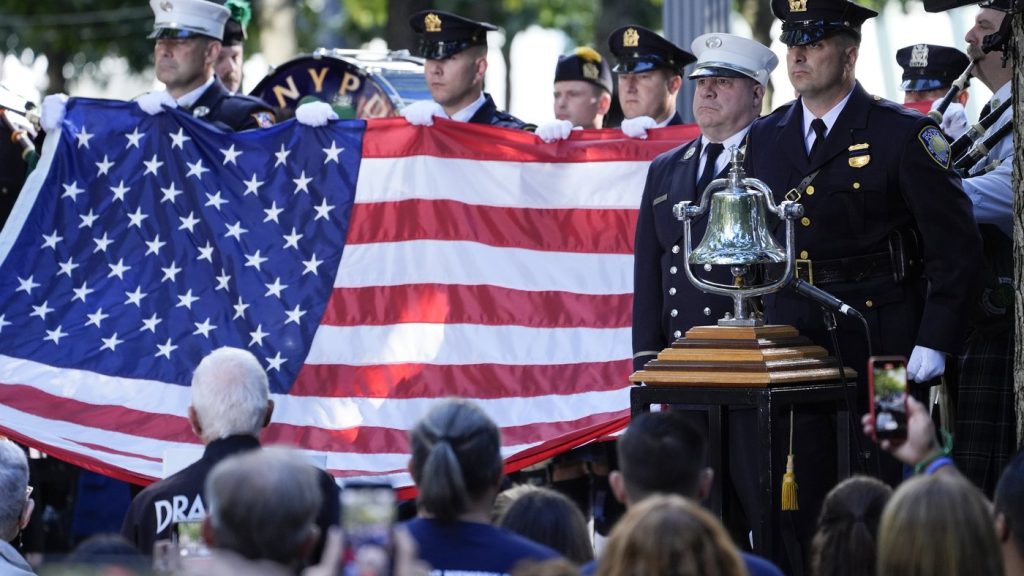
869, 356, 908, 441
172, 520, 210, 559
341, 482, 396, 576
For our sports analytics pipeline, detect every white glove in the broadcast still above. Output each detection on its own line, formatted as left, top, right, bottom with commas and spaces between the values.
136, 90, 178, 115
41, 93, 69, 132
400, 100, 446, 126
536, 119, 575, 143
295, 101, 338, 127
907, 345, 945, 383
930, 101, 968, 141
620, 115, 658, 139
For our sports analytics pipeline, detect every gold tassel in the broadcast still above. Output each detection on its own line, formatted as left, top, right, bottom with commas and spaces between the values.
781, 407, 799, 511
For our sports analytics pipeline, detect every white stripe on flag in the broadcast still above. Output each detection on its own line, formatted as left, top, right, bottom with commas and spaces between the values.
307, 323, 630, 365
335, 240, 634, 294
356, 157, 651, 209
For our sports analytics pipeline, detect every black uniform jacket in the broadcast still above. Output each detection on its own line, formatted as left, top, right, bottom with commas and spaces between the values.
120, 435, 339, 556
744, 83, 981, 368
185, 78, 276, 132
468, 93, 535, 130
632, 136, 737, 371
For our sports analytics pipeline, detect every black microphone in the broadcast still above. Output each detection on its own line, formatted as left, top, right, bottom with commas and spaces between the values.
789, 278, 864, 319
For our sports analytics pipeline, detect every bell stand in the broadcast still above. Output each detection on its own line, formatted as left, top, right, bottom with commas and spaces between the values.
630, 147, 855, 387
627, 148, 857, 563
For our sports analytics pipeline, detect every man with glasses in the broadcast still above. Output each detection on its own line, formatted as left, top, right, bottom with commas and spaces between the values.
42, 0, 274, 133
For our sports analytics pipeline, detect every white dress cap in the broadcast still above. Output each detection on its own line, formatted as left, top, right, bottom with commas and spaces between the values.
149, 0, 231, 41
689, 33, 779, 86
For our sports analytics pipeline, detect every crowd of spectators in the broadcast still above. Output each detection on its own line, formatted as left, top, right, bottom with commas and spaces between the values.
4, 346, 1024, 576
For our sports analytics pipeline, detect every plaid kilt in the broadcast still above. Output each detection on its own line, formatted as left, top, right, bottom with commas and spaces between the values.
954, 324, 1015, 496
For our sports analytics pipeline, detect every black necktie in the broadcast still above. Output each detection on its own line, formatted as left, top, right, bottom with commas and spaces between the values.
696, 142, 724, 193
808, 118, 827, 161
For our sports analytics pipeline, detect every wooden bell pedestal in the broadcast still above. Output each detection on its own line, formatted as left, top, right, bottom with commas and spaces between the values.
630, 324, 855, 386
628, 323, 856, 562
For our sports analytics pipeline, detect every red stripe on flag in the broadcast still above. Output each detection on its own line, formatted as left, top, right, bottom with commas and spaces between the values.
504, 411, 630, 472
320, 284, 631, 328
0, 383, 197, 443
70, 440, 163, 462
0, 424, 158, 487
362, 118, 699, 162
2, 384, 627, 455
291, 360, 632, 398
346, 200, 638, 254
263, 410, 627, 453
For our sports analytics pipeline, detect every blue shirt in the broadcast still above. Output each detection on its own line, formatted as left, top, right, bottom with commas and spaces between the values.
405, 517, 560, 575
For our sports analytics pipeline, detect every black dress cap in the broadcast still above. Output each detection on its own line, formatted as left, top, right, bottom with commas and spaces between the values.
771, 0, 878, 46
607, 25, 696, 74
408, 10, 498, 60
896, 44, 970, 91
554, 47, 614, 93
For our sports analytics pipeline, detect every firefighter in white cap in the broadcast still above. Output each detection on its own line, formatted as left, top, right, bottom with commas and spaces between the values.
633, 32, 779, 374
631, 34, 781, 556
41, 0, 274, 133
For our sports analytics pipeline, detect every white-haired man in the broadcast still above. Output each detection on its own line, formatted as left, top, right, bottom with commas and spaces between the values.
121, 347, 338, 556
0, 438, 33, 575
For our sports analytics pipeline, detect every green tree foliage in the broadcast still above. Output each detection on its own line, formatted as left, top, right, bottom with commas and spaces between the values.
302, 0, 662, 58
0, 2, 154, 94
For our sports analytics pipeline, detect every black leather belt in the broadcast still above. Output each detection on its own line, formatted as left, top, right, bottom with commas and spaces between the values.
795, 252, 892, 285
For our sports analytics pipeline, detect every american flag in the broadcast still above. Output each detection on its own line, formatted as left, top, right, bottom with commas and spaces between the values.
0, 98, 698, 492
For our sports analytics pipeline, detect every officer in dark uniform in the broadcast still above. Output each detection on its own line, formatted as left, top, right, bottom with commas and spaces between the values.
744, 0, 981, 567
402, 10, 531, 130
897, 43, 971, 139
535, 48, 615, 142
146, 0, 273, 131
215, 0, 251, 94
608, 25, 695, 138
41, 0, 274, 133
0, 93, 37, 227
632, 33, 780, 550
896, 44, 971, 104
553, 47, 613, 129
633, 33, 779, 370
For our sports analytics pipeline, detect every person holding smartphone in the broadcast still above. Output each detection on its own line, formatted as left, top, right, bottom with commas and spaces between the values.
862, 396, 956, 477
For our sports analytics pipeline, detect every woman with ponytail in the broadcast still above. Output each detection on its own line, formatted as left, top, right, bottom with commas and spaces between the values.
811, 476, 892, 576
405, 399, 560, 575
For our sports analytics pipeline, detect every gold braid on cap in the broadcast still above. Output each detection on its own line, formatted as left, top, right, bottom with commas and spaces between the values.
574, 46, 603, 63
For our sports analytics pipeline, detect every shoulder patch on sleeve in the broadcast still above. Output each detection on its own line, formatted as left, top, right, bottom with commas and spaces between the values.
251, 111, 276, 128
918, 126, 950, 169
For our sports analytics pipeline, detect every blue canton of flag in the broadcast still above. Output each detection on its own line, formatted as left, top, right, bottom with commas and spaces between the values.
0, 99, 361, 393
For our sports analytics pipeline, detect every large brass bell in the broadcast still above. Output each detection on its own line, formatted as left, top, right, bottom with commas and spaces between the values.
689, 187, 787, 265
673, 146, 803, 326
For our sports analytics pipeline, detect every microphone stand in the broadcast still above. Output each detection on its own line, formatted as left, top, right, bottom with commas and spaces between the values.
820, 308, 877, 476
